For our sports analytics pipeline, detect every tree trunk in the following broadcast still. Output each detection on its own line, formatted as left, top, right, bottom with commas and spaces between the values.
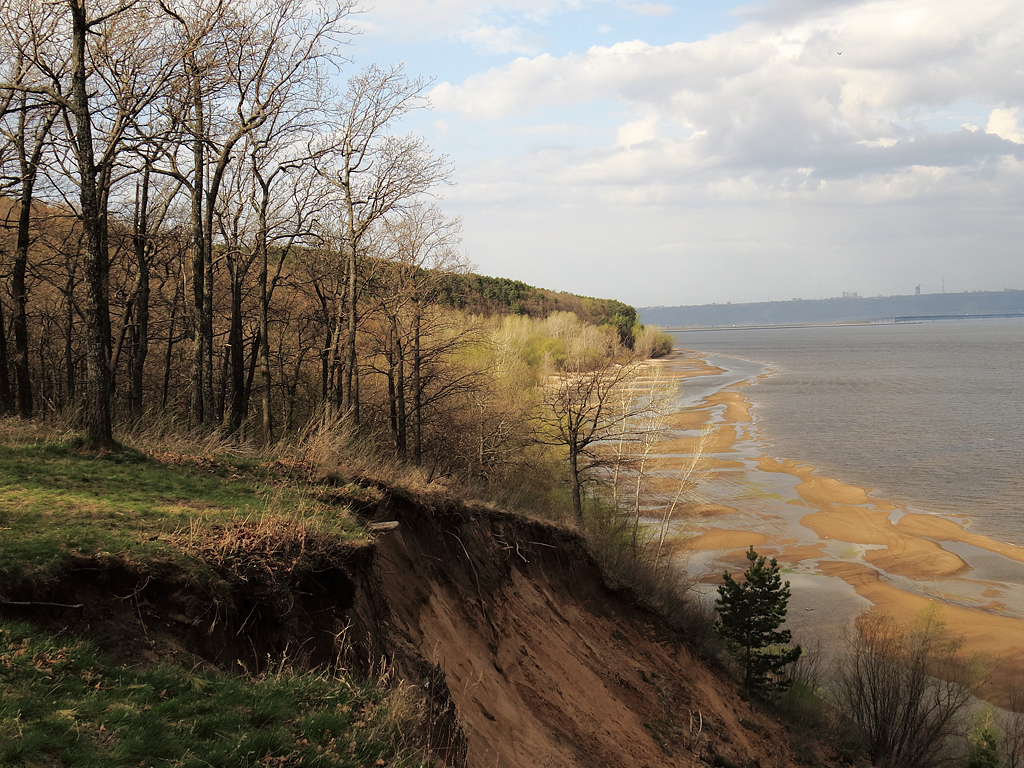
342, 166, 359, 424
259, 289, 273, 445
411, 303, 422, 464
203, 220, 215, 423
395, 321, 407, 459
225, 259, 245, 436
128, 170, 151, 420
256, 186, 273, 444
0, 294, 12, 415
386, 325, 399, 451
162, 282, 179, 409
69, 0, 116, 449
244, 327, 259, 421
188, 61, 206, 428
64, 269, 76, 405
12, 174, 34, 419
569, 447, 583, 524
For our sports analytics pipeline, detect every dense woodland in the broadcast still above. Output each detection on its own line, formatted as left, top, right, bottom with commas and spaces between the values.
0, 0, 670, 509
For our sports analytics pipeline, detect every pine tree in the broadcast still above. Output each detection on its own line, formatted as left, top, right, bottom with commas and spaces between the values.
966, 727, 1000, 768
715, 546, 802, 696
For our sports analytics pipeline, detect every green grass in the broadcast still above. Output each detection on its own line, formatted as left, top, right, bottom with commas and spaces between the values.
0, 424, 432, 766
0, 619, 430, 767
0, 428, 368, 582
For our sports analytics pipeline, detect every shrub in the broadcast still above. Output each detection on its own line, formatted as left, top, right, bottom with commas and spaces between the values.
831, 606, 984, 768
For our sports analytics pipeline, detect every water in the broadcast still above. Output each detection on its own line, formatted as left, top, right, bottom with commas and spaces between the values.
671, 319, 1024, 546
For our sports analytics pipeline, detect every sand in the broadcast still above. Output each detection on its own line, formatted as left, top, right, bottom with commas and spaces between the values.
648, 348, 1024, 707
687, 528, 767, 552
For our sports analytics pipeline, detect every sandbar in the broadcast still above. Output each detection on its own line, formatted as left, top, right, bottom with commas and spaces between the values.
687, 529, 767, 552
647, 348, 1024, 707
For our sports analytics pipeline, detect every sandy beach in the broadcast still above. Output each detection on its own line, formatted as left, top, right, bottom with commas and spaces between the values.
649, 348, 1024, 707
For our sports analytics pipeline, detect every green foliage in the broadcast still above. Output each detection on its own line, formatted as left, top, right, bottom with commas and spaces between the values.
0, 620, 428, 767
631, 322, 674, 358
715, 546, 802, 696
434, 272, 638, 346
523, 336, 568, 370
965, 727, 1000, 768
600, 300, 638, 347
966, 710, 1002, 768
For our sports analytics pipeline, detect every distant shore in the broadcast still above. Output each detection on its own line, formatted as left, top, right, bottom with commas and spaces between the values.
667, 321, 888, 332
650, 348, 1024, 706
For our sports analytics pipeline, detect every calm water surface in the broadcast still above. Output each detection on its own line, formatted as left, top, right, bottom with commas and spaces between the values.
672, 319, 1024, 546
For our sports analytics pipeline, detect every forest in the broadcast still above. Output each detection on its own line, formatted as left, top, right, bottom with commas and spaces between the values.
0, 0, 670, 511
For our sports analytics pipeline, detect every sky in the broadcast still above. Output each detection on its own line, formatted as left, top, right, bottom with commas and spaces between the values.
347, 0, 1024, 307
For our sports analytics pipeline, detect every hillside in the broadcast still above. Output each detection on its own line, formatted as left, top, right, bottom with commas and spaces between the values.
435, 272, 639, 341
0, 431, 843, 767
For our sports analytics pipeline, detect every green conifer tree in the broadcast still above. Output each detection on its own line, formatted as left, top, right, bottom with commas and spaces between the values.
715, 546, 802, 696
966, 727, 1000, 768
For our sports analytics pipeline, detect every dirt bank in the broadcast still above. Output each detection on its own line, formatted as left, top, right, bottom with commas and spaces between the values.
2, 484, 842, 768
368, 491, 840, 768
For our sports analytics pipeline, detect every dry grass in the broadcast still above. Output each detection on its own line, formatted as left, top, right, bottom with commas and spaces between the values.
176, 511, 357, 571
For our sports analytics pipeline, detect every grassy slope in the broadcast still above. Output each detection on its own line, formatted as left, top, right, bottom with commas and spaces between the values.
0, 425, 369, 581
0, 423, 430, 767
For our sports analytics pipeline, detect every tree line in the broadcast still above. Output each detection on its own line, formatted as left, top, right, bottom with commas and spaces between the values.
0, 0, 671, 503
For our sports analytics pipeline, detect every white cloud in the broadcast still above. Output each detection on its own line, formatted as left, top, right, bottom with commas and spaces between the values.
616, 114, 659, 146
457, 23, 535, 55
987, 108, 1024, 144
432, 1, 1024, 177
514, 123, 590, 136
419, 0, 1024, 304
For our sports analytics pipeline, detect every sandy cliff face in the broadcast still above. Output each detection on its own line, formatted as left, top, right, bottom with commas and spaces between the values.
367, 495, 839, 768
2, 484, 842, 768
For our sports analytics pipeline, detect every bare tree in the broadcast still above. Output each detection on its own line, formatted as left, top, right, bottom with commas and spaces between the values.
369, 203, 468, 461
315, 64, 451, 425
1, 0, 187, 445
158, 0, 354, 428
536, 324, 646, 524
832, 607, 984, 768
0, 6, 63, 418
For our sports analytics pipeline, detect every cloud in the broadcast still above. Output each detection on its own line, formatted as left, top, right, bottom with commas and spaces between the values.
432, 0, 1024, 180
514, 123, 590, 136
987, 108, 1024, 144
616, 114, 659, 147
419, 0, 1024, 304
457, 23, 535, 55
626, 3, 673, 17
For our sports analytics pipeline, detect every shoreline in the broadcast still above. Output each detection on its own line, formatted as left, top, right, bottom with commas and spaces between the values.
650, 348, 1024, 706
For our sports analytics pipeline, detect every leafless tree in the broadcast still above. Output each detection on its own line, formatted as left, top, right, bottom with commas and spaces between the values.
368, 203, 468, 461
0, 4, 63, 418
158, 0, 354, 428
315, 64, 451, 425
832, 607, 984, 768
537, 332, 647, 524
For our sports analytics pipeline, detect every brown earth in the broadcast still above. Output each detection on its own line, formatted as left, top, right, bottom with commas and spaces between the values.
2, 486, 845, 768
368, 493, 842, 768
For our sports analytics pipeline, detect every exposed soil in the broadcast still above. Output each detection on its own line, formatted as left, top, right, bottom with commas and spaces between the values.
1, 487, 846, 768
